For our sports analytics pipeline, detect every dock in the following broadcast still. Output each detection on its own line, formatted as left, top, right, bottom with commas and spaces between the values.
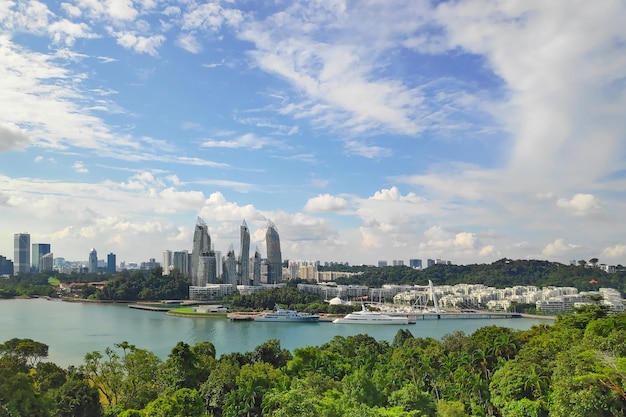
128, 304, 172, 312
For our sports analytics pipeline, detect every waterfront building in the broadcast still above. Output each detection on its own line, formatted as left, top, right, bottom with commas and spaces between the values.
88, 248, 98, 273
191, 217, 211, 286
13, 233, 30, 275
31, 243, 51, 271
40, 253, 53, 272
265, 220, 282, 284
172, 250, 189, 275
107, 253, 116, 273
224, 245, 237, 285
162, 250, 172, 275
238, 220, 250, 284
189, 284, 234, 301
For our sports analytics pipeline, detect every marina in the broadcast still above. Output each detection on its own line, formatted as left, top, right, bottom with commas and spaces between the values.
253, 305, 320, 322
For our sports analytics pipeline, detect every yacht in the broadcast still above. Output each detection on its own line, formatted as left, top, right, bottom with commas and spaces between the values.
254, 305, 320, 322
332, 304, 409, 325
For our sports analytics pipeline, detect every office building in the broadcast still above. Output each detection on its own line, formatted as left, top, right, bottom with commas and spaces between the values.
0, 255, 14, 276
32, 243, 51, 272
107, 253, 116, 273
378, 260, 387, 267
88, 248, 98, 273
409, 259, 422, 269
238, 220, 250, 284
40, 253, 53, 272
427, 259, 435, 268
191, 217, 211, 286
14, 233, 30, 275
162, 250, 172, 275
265, 220, 282, 284
393, 260, 404, 266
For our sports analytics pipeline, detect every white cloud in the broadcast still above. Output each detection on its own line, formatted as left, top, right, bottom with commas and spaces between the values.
304, 194, 347, 212
72, 161, 89, 173
48, 19, 97, 45
601, 244, 626, 259
0, 123, 30, 151
200, 133, 284, 150
111, 31, 165, 56
177, 32, 202, 54
542, 239, 580, 256
556, 193, 603, 216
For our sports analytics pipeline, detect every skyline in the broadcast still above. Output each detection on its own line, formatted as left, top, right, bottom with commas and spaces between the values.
1, 1, 626, 266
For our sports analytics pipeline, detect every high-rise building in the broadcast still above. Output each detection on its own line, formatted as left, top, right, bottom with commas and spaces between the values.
0, 255, 14, 276
252, 248, 261, 286
88, 248, 98, 273
107, 253, 116, 273
173, 250, 189, 275
378, 260, 388, 267
265, 221, 282, 284
13, 233, 30, 275
393, 260, 404, 266
40, 253, 53, 272
224, 245, 237, 286
238, 220, 250, 284
162, 250, 173, 275
409, 259, 422, 269
31, 243, 51, 271
427, 259, 435, 267
191, 217, 211, 286
197, 251, 216, 286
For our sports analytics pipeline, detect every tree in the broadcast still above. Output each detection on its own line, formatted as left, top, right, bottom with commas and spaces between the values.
141, 388, 205, 417
589, 258, 599, 267
0, 338, 49, 368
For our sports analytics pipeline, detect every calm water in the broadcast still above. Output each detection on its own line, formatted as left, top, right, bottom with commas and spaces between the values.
0, 298, 553, 368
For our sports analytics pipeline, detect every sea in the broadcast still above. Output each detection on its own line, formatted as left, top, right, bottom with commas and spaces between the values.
0, 298, 553, 368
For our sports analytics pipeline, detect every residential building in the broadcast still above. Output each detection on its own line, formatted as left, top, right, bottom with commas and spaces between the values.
191, 217, 211, 286
0, 255, 14, 276
265, 220, 282, 284
378, 260, 388, 267
238, 220, 250, 284
393, 260, 404, 266
162, 250, 172, 275
409, 259, 422, 269
40, 252, 53, 272
172, 250, 189, 275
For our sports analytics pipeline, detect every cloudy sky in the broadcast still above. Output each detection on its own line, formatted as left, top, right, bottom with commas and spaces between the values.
1, 0, 625, 267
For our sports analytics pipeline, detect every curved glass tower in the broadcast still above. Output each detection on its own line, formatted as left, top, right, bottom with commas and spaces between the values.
265, 220, 282, 284
191, 217, 211, 286
238, 220, 250, 284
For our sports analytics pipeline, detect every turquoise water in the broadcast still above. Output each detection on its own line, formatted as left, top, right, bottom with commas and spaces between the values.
0, 298, 553, 368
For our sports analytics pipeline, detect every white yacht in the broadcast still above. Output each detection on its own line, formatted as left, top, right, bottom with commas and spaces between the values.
332, 304, 409, 325
254, 305, 320, 322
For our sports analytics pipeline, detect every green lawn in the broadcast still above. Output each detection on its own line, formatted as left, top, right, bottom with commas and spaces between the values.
48, 277, 60, 286
166, 307, 227, 317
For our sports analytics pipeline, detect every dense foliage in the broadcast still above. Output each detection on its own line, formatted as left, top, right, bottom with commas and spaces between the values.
228, 286, 355, 314
0, 273, 57, 298
2, 305, 625, 416
333, 259, 626, 293
94, 268, 190, 301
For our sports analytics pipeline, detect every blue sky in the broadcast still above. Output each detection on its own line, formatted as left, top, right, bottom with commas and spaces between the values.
1, 0, 626, 267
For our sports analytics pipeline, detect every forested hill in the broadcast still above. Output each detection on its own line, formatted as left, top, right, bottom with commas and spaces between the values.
329, 259, 626, 292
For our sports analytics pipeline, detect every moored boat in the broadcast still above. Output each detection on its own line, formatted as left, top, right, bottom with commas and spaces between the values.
332, 304, 409, 325
254, 304, 320, 322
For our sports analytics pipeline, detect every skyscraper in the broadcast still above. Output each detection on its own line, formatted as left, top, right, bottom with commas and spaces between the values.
197, 251, 216, 286
238, 220, 250, 284
173, 250, 189, 275
265, 220, 282, 284
40, 253, 53, 272
88, 248, 98, 273
162, 250, 172, 275
13, 233, 30, 275
107, 253, 116, 273
191, 217, 211, 286
32, 243, 51, 271
252, 247, 261, 286
224, 244, 237, 286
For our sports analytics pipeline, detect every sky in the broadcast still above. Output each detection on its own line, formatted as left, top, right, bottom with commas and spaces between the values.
1, 0, 626, 267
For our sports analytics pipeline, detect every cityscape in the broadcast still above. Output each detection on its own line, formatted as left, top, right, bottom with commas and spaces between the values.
3, 216, 624, 314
